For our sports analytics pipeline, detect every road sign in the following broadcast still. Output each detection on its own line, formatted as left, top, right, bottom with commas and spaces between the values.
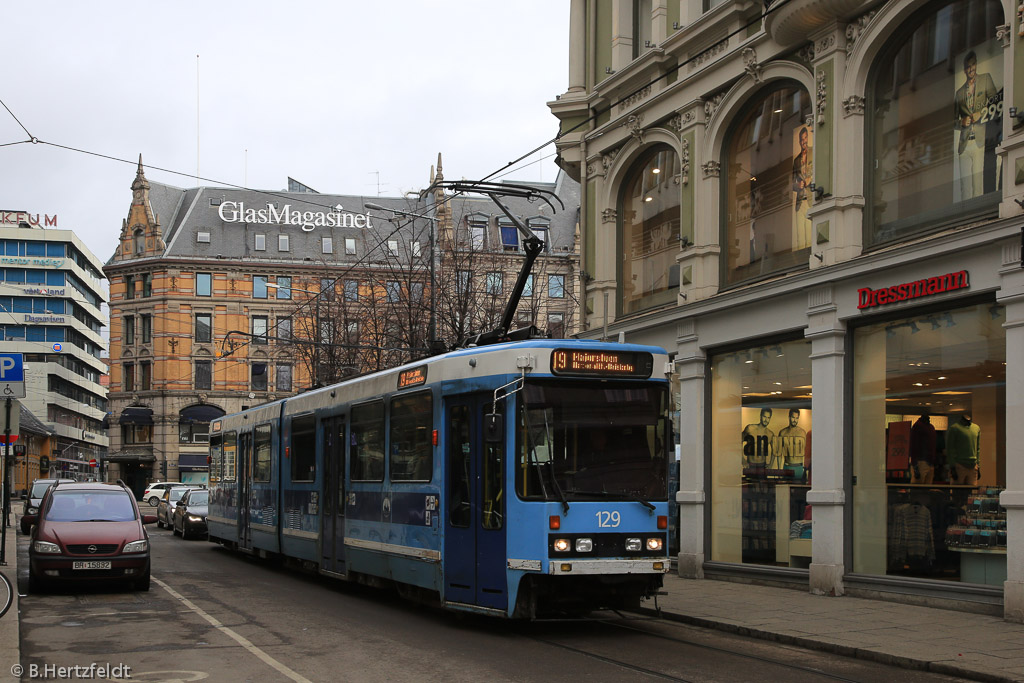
0, 354, 24, 382
0, 354, 25, 398
89, 459, 97, 468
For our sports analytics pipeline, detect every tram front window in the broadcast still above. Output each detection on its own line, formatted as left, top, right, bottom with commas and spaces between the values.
515, 382, 670, 502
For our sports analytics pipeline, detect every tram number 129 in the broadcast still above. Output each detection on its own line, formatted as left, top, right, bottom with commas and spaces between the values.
596, 510, 621, 528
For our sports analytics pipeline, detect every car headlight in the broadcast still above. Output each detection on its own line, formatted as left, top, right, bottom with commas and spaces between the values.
33, 540, 61, 554
123, 540, 149, 553
553, 538, 570, 552
625, 537, 642, 552
646, 537, 663, 552
187, 515, 202, 522
27, 506, 38, 515
575, 538, 593, 553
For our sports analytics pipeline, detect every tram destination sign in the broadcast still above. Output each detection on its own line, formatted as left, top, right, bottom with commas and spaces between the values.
398, 366, 427, 389
550, 349, 653, 379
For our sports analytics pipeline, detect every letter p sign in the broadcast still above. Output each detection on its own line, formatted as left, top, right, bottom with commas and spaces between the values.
0, 354, 24, 382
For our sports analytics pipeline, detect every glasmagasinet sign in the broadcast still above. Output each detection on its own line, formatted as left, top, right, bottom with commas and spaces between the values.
857, 270, 969, 310
217, 202, 373, 231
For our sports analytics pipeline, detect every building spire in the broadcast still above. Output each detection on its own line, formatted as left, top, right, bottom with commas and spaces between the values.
131, 153, 151, 202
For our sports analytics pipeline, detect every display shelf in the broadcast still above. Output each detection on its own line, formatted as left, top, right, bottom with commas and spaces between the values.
949, 547, 1007, 555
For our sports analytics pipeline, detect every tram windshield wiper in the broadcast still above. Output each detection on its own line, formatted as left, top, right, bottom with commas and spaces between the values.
562, 489, 656, 512
523, 407, 569, 514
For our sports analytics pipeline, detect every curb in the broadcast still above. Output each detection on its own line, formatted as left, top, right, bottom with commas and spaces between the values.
636, 606, 1016, 683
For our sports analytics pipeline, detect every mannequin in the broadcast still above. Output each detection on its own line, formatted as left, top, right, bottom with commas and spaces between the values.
909, 413, 938, 484
946, 413, 981, 485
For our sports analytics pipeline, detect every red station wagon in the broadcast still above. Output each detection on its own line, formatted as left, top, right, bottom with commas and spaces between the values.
24, 481, 157, 592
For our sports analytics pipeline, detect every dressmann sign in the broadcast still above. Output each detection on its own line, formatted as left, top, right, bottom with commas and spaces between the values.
217, 202, 373, 231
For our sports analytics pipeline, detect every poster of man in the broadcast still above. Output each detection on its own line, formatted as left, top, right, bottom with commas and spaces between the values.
742, 407, 775, 472
778, 408, 808, 481
953, 44, 1002, 202
791, 126, 813, 250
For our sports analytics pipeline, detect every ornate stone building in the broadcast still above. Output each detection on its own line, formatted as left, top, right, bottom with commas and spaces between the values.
550, 0, 1024, 620
104, 157, 580, 497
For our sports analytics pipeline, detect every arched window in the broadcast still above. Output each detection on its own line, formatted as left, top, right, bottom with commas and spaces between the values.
619, 145, 681, 314
133, 229, 144, 255
179, 404, 225, 444
867, 0, 1004, 246
723, 83, 813, 286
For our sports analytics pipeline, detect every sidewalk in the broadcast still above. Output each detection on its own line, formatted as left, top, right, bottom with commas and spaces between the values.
0, 519, 19, 679
647, 573, 1024, 682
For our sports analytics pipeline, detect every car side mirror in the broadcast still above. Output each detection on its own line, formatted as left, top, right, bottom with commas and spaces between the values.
484, 413, 503, 443
142, 515, 158, 525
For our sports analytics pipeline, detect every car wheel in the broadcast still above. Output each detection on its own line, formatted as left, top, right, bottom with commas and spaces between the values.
148, 496, 159, 507
20, 521, 30, 535
180, 524, 189, 541
134, 568, 150, 592
29, 567, 46, 594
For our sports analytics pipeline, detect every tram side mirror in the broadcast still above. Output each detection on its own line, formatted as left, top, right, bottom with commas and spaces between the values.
484, 413, 503, 443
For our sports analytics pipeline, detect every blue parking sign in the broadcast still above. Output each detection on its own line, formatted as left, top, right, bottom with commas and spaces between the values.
0, 354, 24, 382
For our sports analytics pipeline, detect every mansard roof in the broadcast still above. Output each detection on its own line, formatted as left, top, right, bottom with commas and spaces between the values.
107, 171, 579, 268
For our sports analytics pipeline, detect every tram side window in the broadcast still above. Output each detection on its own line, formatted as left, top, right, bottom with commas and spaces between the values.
482, 404, 504, 530
223, 432, 237, 481
291, 415, 316, 482
390, 392, 432, 482
449, 405, 471, 528
351, 401, 385, 481
254, 424, 272, 482
209, 435, 222, 485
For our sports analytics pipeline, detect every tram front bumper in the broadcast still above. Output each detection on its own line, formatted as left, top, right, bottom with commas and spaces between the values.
548, 558, 670, 575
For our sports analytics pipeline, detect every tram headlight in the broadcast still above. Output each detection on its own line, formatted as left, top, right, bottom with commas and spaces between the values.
553, 538, 571, 553
575, 538, 593, 553
625, 537, 642, 552
646, 537, 663, 552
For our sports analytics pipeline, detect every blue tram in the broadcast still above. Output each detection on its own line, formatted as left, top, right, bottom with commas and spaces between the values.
207, 339, 673, 618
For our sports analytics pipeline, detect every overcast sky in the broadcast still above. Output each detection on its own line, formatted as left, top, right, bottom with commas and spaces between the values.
1, 2, 569, 269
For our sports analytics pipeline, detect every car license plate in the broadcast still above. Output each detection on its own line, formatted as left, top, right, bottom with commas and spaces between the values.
72, 561, 112, 570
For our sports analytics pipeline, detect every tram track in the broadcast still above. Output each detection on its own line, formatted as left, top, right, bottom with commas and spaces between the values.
520, 614, 877, 682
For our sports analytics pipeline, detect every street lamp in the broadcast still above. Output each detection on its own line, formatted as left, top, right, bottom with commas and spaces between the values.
363, 202, 440, 355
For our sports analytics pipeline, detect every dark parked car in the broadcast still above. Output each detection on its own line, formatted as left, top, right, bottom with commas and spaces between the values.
22, 478, 75, 534
24, 480, 157, 592
171, 488, 209, 539
156, 486, 197, 529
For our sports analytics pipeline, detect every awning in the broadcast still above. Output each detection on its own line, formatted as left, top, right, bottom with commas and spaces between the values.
178, 454, 209, 470
119, 407, 153, 425
179, 404, 225, 423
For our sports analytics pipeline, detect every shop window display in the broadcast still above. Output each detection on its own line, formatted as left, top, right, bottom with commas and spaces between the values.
723, 84, 814, 287
852, 302, 1006, 585
710, 339, 812, 567
868, 0, 1003, 246
619, 145, 681, 315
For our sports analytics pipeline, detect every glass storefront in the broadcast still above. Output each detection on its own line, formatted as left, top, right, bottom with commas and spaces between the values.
723, 84, 814, 286
852, 301, 1006, 585
710, 338, 812, 567
619, 145, 681, 314
868, 0, 1004, 245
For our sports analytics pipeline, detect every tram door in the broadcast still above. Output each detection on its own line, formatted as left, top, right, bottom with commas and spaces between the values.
320, 417, 347, 575
444, 394, 506, 610
238, 431, 253, 551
